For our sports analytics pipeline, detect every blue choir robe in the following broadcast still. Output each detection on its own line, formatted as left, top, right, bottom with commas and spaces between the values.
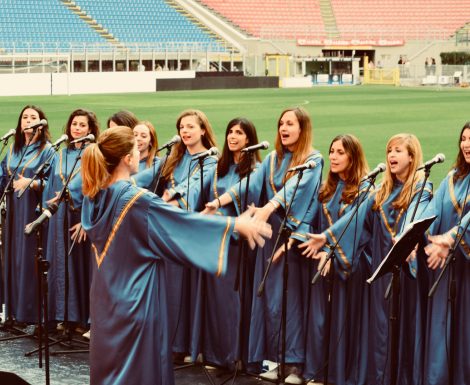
137, 155, 160, 173
160, 150, 218, 355
189, 162, 260, 368
0, 142, 56, 323
324, 180, 432, 385
421, 170, 470, 385
303, 180, 372, 384
228, 150, 323, 365
81, 180, 235, 385
43, 147, 91, 325
132, 157, 162, 190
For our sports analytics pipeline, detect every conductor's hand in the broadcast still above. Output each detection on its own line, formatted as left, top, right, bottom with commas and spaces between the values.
235, 207, 272, 250
70, 222, 87, 243
272, 238, 295, 263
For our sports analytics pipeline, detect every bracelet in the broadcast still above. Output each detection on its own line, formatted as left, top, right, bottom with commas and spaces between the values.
269, 200, 279, 210
216, 197, 221, 208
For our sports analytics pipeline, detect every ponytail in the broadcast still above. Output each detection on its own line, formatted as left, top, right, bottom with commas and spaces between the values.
81, 126, 135, 198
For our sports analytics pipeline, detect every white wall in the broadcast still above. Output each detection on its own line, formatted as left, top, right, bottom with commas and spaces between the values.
0, 71, 196, 96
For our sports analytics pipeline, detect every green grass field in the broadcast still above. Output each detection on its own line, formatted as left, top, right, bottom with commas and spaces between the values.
1, 85, 469, 182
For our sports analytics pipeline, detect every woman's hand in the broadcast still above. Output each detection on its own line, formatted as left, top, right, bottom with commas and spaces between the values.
201, 200, 219, 215
425, 232, 454, 270
70, 223, 87, 243
272, 238, 295, 263
316, 251, 331, 276
13, 175, 33, 192
162, 189, 172, 202
235, 207, 272, 250
298, 233, 327, 258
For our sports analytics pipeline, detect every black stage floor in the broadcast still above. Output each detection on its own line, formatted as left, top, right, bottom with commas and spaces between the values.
1, 325, 320, 385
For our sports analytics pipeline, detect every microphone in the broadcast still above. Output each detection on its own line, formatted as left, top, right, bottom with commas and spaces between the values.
70, 133, 95, 145
1, 129, 16, 141
241, 141, 269, 153
156, 135, 181, 152
51, 134, 69, 149
24, 119, 48, 131
24, 202, 59, 236
361, 163, 386, 182
417, 153, 445, 171
287, 160, 318, 172
192, 147, 220, 161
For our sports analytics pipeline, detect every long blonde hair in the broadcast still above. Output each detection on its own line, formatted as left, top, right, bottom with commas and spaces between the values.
274, 107, 314, 181
82, 126, 135, 199
374, 133, 424, 210
162, 109, 217, 181
319, 134, 369, 204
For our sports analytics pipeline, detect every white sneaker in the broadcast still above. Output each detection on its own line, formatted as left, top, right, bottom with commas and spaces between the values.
259, 367, 279, 380
82, 330, 90, 340
285, 373, 303, 384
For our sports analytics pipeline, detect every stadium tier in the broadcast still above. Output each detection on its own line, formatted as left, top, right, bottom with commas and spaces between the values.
0, 0, 108, 51
198, 0, 470, 41
330, 0, 470, 40
0, 0, 226, 53
198, 0, 326, 39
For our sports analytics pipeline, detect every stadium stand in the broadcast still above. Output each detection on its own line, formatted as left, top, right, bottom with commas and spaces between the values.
0, 0, 109, 51
196, 0, 327, 39
330, 0, 470, 40
72, 0, 226, 51
197, 0, 470, 41
0, 0, 227, 53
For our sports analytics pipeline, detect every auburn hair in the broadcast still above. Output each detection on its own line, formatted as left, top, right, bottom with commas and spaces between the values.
319, 134, 369, 204
453, 121, 470, 181
161, 109, 217, 181
274, 107, 314, 182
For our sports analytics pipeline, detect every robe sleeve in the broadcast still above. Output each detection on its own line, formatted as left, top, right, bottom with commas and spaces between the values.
271, 155, 323, 231
171, 156, 218, 210
324, 190, 375, 278
146, 195, 235, 276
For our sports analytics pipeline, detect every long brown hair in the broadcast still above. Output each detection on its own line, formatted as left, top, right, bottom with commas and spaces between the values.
65, 108, 100, 147
453, 121, 470, 181
274, 107, 313, 181
217, 117, 261, 179
162, 109, 217, 181
134, 120, 159, 168
374, 133, 424, 210
319, 134, 369, 204
81, 126, 135, 199
13, 105, 51, 153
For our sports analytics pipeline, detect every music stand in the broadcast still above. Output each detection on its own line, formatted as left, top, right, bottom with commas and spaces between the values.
367, 215, 436, 385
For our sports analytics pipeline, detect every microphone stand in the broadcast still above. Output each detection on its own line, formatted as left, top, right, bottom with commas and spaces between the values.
46, 146, 89, 356
428, 176, 470, 385
0, 135, 38, 339
174, 155, 217, 385
379, 167, 430, 385
257, 169, 306, 385
23, 159, 52, 385
152, 150, 170, 195
221, 152, 257, 385
310, 178, 375, 385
